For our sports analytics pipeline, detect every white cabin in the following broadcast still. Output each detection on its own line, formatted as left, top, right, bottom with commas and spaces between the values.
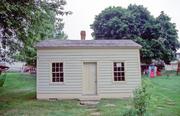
36, 39, 142, 100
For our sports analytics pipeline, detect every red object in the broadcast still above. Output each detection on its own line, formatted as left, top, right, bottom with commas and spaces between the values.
23, 65, 36, 74
150, 70, 154, 78
157, 71, 161, 76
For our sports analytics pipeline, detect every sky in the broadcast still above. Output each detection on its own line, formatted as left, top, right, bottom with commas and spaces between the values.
63, 0, 180, 40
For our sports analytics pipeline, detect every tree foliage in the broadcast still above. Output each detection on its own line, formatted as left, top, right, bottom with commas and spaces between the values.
0, 0, 70, 64
91, 5, 179, 63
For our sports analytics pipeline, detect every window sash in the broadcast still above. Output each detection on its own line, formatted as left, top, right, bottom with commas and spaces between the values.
113, 62, 125, 81
51, 62, 64, 82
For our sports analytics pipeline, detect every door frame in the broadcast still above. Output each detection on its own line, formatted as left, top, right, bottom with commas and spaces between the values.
82, 61, 98, 95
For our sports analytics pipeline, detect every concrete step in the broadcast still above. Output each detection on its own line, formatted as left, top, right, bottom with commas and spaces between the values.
80, 100, 99, 106
79, 96, 101, 101
79, 96, 100, 106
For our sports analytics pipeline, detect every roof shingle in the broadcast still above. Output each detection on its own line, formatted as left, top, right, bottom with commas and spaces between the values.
36, 39, 141, 49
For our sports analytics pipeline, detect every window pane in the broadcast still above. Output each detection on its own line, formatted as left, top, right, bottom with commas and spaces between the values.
116, 63, 122, 67
52, 78, 56, 82
52, 68, 55, 72
122, 63, 124, 67
60, 63, 63, 67
114, 67, 117, 71
122, 77, 125, 81
56, 78, 60, 82
52, 73, 56, 77
56, 73, 59, 77
121, 67, 124, 71
114, 63, 116, 67
52, 63, 55, 67
122, 72, 125, 76
118, 72, 121, 76
60, 78, 64, 82
114, 77, 117, 81
114, 72, 118, 76
56, 63, 59, 67
56, 67, 59, 72
60, 68, 63, 72
118, 67, 121, 71
60, 73, 63, 77
118, 77, 121, 81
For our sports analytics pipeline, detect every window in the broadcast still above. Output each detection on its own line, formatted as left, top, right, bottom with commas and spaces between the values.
113, 62, 125, 81
52, 62, 64, 82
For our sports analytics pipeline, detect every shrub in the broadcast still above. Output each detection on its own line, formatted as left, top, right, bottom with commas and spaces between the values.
0, 73, 6, 87
133, 79, 151, 116
123, 79, 151, 116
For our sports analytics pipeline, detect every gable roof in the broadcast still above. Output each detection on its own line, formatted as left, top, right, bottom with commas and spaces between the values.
36, 39, 142, 49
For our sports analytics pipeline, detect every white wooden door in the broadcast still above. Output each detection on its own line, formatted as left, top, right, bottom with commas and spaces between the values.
83, 62, 97, 95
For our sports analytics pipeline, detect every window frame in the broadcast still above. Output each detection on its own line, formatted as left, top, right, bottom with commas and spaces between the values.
49, 61, 64, 84
112, 61, 126, 83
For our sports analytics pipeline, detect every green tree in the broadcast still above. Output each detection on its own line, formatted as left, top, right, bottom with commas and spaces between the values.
156, 11, 179, 63
17, 0, 69, 66
91, 5, 179, 63
0, 0, 70, 64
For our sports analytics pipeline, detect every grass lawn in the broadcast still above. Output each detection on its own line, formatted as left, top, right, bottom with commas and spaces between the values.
0, 72, 180, 116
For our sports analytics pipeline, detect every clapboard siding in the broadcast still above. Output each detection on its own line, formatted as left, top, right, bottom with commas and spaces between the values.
39, 57, 138, 61
98, 59, 140, 94
37, 48, 141, 98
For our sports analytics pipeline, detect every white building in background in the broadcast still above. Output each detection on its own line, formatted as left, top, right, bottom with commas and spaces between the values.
6, 62, 25, 72
0, 62, 25, 72
176, 49, 180, 60
164, 49, 180, 71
